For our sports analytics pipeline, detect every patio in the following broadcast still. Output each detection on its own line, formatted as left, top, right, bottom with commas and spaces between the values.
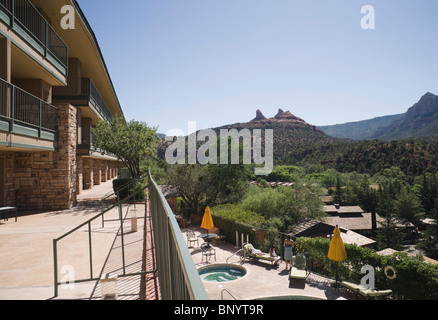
181, 224, 356, 300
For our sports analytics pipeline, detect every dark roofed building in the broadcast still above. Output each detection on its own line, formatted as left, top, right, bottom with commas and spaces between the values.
323, 205, 415, 240
290, 218, 376, 248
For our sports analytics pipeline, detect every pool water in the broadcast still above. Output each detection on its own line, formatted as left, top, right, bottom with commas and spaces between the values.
198, 264, 247, 282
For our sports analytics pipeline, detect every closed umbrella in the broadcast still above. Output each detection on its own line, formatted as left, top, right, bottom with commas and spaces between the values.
201, 207, 214, 232
328, 225, 347, 287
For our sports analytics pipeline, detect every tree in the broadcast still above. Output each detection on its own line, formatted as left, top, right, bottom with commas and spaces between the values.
357, 179, 378, 231
207, 136, 251, 204
242, 183, 325, 233
394, 187, 423, 225
375, 181, 404, 250
165, 164, 214, 213
419, 174, 438, 214
418, 199, 438, 259
92, 117, 158, 179
333, 175, 344, 205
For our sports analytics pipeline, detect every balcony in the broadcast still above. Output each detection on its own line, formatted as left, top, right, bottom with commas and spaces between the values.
0, 77, 57, 141
80, 78, 113, 123
53, 78, 113, 124
0, 0, 68, 74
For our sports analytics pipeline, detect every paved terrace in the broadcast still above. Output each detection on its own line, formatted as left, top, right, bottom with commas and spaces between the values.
0, 180, 159, 300
0, 179, 354, 301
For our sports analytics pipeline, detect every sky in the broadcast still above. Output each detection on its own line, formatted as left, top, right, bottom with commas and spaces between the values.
76, 0, 438, 134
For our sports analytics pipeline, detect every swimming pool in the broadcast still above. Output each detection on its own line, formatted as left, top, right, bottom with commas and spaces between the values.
198, 264, 247, 282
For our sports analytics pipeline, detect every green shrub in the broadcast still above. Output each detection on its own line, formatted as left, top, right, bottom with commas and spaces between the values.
295, 237, 438, 300
112, 178, 146, 201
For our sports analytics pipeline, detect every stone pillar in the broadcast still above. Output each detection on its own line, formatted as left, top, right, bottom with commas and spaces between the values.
106, 161, 113, 180
77, 157, 83, 195
94, 160, 101, 185
101, 161, 107, 183
83, 158, 94, 190
52, 103, 78, 209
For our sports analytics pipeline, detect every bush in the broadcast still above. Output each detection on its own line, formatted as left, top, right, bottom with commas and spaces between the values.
295, 237, 438, 300
112, 178, 146, 201
210, 204, 270, 250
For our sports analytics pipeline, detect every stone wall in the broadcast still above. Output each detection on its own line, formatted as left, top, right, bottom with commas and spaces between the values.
0, 102, 124, 210
1, 104, 78, 210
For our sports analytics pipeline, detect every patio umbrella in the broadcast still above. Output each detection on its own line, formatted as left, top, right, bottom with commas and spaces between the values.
328, 225, 347, 287
201, 207, 214, 233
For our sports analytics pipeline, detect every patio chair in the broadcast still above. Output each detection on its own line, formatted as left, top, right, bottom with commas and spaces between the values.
201, 243, 216, 262
242, 243, 278, 265
340, 281, 393, 300
289, 254, 310, 286
186, 231, 199, 248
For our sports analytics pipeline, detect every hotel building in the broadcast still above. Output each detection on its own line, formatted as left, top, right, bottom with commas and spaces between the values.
0, 0, 124, 211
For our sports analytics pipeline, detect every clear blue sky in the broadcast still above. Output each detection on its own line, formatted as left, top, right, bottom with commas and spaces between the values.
76, 0, 438, 134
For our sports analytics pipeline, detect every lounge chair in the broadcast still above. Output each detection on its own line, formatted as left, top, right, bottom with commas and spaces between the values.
289, 254, 310, 286
242, 244, 279, 265
340, 281, 393, 300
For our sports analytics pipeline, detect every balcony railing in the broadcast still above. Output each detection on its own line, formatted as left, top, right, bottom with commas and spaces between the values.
148, 171, 209, 300
0, 0, 68, 71
81, 78, 113, 123
0, 78, 57, 136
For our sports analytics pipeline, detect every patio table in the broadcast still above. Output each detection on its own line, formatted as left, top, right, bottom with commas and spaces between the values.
198, 233, 218, 244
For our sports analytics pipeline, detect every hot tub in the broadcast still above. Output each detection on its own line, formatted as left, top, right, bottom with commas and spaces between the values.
198, 264, 247, 282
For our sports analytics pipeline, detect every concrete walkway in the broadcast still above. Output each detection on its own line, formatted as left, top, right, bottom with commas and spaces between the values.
0, 180, 151, 300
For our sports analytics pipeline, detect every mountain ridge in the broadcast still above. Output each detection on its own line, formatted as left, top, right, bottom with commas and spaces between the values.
319, 92, 438, 141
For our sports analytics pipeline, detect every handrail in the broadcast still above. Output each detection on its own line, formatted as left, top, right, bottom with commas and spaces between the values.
148, 170, 209, 300
53, 181, 146, 298
221, 288, 238, 300
0, 0, 68, 69
226, 248, 243, 264
80, 78, 113, 123
0, 78, 58, 133
100, 177, 146, 226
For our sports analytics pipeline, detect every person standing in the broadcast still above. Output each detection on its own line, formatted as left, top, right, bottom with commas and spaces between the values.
284, 235, 294, 270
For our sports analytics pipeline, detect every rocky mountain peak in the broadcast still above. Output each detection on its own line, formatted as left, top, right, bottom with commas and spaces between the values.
252, 109, 267, 121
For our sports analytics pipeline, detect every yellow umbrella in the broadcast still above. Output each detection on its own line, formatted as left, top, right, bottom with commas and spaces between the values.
201, 207, 214, 232
328, 225, 347, 287
328, 225, 347, 261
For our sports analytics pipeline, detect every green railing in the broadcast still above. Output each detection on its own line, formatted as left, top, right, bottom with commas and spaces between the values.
80, 78, 113, 123
0, 0, 68, 71
52, 178, 147, 298
148, 171, 209, 300
0, 77, 57, 138
53, 173, 208, 300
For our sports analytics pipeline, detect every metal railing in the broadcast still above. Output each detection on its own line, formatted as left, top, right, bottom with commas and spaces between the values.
100, 178, 143, 227
221, 288, 238, 300
0, 78, 57, 133
0, 0, 68, 69
148, 171, 209, 300
81, 78, 113, 123
52, 178, 147, 298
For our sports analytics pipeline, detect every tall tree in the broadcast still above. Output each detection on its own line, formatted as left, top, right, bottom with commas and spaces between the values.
420, 174, 438, 214
376, 181, 404, 250
418, 199, 438, 259
92, 117, 158, 179
394, 187, 423, 225
165, 164, 214, 213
